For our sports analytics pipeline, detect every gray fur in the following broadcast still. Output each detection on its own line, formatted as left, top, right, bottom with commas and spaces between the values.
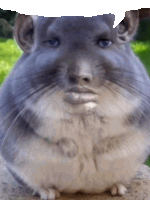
0, 11, 150, 199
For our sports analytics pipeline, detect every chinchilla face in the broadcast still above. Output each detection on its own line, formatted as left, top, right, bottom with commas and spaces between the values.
8, 11, 150, 120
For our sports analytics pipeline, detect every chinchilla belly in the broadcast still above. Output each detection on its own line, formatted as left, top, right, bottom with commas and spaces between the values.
57, 136, 142, 193
31, 116, 147, 194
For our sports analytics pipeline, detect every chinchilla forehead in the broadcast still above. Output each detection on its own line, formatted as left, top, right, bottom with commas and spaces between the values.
35, 15, 115, 39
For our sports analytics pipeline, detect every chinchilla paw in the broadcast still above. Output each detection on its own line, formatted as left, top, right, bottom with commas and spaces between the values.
110, 183, 127, 196
39, 188, 60, 200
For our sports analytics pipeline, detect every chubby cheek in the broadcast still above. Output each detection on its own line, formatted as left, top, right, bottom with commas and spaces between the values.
35, 52, 58, 69
96, 83, 140, 117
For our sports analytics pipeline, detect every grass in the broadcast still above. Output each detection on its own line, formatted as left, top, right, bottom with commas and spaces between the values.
0, 38, 22, 85
131, 41, 150, 74
0, 38, 150, 167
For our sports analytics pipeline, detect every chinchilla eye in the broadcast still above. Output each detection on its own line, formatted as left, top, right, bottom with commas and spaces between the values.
98, 39, 112, 48
45, 37, 60, 47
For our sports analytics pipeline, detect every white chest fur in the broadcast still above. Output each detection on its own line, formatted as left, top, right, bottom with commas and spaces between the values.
21, 90, 146, 193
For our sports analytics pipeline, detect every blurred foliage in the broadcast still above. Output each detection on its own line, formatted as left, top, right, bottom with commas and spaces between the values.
136, 20, 150, 41
0, 9, 16, 39
0, 8, 16, 26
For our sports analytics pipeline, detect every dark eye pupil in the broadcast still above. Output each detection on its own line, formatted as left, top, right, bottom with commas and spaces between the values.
49, 40, 56, 45
100, 40, 110, 47
48, 38, 60, 46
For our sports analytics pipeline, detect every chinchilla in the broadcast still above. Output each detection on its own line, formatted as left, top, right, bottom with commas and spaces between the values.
0, 10, 150, 199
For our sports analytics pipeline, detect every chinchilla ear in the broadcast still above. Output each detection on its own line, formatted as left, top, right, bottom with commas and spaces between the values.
14, 13, 37, 53
116, 10, 139, 44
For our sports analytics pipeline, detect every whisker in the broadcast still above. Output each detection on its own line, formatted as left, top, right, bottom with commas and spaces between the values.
101, 82, 132, 114
107, 71, 150, 87
103, 81, 150, 124
0, 77, 59, 109
111, 77, 150, 87
109, 78, 150, 101
0, 81, 61, 128
110, 68, 149, 78
3, 84, 61, 141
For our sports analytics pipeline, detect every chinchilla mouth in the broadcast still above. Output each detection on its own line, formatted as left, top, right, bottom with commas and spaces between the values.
64, 92, 98, 105
65, 86, 97, 94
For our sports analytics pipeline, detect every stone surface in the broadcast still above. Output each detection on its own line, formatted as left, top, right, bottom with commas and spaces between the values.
0, 155, 150, 200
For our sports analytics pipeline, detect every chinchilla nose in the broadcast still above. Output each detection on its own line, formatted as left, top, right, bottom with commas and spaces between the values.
78, 67, 93, 83
68, 60, 93, 85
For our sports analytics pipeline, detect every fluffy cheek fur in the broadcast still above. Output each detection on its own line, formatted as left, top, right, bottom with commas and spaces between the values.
24, 82, 141, 141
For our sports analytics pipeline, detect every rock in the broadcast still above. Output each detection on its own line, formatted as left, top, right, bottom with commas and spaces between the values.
0, 155, 150, 200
